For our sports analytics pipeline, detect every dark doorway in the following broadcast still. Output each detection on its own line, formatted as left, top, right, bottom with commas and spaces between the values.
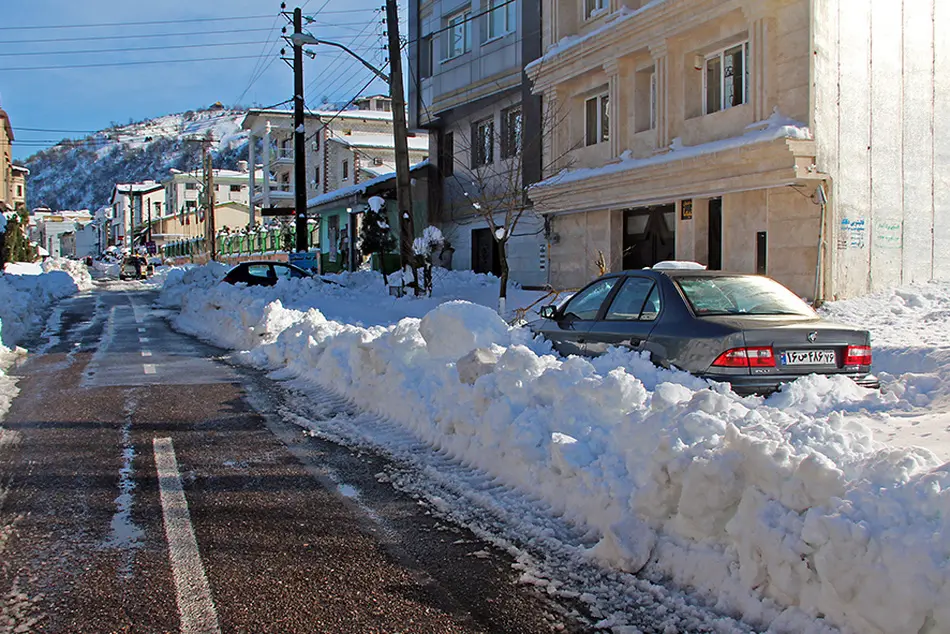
622, 205, 675, 270
472, 228, 501, 276
708, 198, 722, 270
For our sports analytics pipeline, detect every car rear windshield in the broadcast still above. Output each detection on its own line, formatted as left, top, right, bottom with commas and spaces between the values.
675, 276, 816, 317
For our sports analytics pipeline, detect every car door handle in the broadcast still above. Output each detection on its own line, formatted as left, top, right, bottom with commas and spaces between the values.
628, 338, 642, 347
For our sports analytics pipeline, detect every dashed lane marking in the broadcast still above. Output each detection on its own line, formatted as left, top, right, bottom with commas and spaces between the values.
138, 328, 146, 333
139, 337, 150, 344
141, 351, 152, 358
143, 364, 156, 375
153, 437, 220, 634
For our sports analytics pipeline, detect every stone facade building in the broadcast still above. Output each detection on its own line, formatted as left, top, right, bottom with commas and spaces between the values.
527, 0, 947, 300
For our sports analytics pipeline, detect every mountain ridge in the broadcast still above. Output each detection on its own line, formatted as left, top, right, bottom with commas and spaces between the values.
22, 106, 249, 212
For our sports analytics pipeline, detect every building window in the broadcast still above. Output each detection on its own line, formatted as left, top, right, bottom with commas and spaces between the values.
185, 182, 197, 190
650, 72, 657, 130
342, 159, 349, 180
185, 200, 197, 210
420, 35, 433, 78
440, 131, 455, 176
584, 0, 605, 20
314, 132, 320, 151
501, 106, 522, 158
16, 185, 22, 197
154, 202, 162, 215
488, 0, 517, 39
705, 41, 749, 114
585, 93, 609, 146
471, 118, 494, 167
445, 10, 471, 59
230, 184, 242, 192
314, 166, 320, 183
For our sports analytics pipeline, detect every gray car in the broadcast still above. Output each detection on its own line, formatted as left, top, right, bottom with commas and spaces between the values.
533, 269, 880, 395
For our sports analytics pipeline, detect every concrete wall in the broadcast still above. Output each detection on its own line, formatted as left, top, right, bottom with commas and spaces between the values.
814, 0, 948, 298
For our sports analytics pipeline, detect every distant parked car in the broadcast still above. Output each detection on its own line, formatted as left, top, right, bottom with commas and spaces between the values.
222, 261, 313, 287
119, 255, 150, 280
531, 267, 880, 395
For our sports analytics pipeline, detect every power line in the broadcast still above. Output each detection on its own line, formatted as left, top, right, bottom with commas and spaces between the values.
1, 14, 278, 31
0, 54, 265, 72
0, 39, 288, 57
0, 27, 276, 45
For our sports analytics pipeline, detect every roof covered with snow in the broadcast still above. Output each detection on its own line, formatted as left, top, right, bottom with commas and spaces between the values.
329, 131, 429, 152
306, 160, 429, 210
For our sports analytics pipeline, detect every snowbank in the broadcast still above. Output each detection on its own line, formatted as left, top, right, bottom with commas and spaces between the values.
161, 265, 950, 633
0, 258, 94, 425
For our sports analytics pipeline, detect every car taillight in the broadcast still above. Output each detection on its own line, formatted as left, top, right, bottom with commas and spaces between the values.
844, 345, 872, 366
222, 273, 236, 284
712, 347, 776, 368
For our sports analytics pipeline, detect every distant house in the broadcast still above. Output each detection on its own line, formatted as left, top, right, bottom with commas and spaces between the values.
306, 161, 432, 273
241, 98, 430, 240
11, 165, 27, 209
109, 182, 163, 249
29, 209, 93, 258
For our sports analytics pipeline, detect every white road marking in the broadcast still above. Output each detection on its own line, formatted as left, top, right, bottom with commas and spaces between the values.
138, 328, 146, 333
153, 438, 220, 634
139, 337, 150, 344
141, 351, 152, 358
143, 364, 156, 375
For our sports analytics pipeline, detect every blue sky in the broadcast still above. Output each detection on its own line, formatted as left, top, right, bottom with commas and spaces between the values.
1, 0, 395, 161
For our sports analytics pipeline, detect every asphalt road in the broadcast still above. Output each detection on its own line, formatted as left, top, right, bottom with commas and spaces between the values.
0, 282, 582, 633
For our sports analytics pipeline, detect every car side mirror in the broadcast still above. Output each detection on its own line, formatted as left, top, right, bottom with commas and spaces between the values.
539, 305, 557, 320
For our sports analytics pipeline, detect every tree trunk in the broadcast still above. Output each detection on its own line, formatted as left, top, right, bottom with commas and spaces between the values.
497, 239, 509, 315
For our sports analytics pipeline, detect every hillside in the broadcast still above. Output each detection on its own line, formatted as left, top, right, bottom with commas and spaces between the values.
22, 107, 250, 212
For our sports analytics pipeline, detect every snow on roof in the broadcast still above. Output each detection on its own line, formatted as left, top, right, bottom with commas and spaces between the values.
306, 160, 429, 209
329, 131, 428, 151
243, 108, 395, 124
534, 111, 812, 190
114, 182, 163, 194
11, 164, 29, 174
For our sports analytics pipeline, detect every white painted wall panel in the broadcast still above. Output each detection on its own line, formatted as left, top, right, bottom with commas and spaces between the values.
933, 0, 950, 280
900, 0, 935, 284
833, 1, 872, 297
868, 0, 904, 290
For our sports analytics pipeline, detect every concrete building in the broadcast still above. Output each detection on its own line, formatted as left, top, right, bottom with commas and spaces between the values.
0, 105, 14, 212
10, 165, 27, 209
30, 210, 93, 258
526, 0, 948, 300
241, 103, 429, 228
109, 182, 164, 249
158, 164, 260, 247
408, 0, 546, 286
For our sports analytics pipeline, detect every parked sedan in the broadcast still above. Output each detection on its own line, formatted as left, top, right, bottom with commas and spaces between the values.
533, 268, 880, 395
222, 261, 312, 287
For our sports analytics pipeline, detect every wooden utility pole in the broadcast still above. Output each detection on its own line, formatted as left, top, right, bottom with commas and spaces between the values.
292, 7, 308, 252
205, 147, 216, 261
385, 0, 415, 273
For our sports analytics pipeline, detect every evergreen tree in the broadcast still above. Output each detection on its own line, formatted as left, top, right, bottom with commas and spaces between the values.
359, 203, 396, 282
2, 205, 35, 264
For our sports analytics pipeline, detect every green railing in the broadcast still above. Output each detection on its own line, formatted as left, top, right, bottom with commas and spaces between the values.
161, 225, 319, 260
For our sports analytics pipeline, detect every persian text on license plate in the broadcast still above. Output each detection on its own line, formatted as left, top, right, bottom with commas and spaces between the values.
782, 350, 837, 366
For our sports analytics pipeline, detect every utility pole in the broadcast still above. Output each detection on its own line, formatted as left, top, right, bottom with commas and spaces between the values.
385, 0, 415, 274
205, 147, 216, 261
146, 195, 152, 247
292, 7, 308, 253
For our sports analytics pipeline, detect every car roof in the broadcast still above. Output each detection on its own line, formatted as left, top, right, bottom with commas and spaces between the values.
615, 269, 758, 279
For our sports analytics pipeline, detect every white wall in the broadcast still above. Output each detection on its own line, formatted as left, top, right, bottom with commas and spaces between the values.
814, 0, 948, 298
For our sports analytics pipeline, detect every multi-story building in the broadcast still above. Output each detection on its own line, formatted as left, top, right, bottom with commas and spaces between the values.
526, 0, 947, 300
11, 165, 27, 209
29, 209, 94, 258
160, 163, 259, 245
408, 0, 546, 286
241, 100, 429, 228
109, 182, 164, 249
0, 105, 14, 212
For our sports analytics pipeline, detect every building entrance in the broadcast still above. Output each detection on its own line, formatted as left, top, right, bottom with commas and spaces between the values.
622, 205, 675, 270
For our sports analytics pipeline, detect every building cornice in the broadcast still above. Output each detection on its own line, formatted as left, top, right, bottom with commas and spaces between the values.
527, 0, 742, 92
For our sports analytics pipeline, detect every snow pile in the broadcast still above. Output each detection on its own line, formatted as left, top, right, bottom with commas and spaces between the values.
162, 265, 950, 633
0, 258, 92, 347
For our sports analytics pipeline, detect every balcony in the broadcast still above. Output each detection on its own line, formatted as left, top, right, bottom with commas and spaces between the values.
269, 146, 294, 171
251, 182, 294, 207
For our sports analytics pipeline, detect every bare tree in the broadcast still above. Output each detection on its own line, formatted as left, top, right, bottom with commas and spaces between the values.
447, 94, 576, 314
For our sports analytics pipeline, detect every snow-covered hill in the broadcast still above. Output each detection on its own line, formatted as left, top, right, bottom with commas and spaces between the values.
22, 107, 249, 211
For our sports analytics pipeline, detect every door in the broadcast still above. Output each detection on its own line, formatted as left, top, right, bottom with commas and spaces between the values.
585, 276, 661, 356
622, 205, 675, 270
536, 276, 620, 356
708, 197, 722, 270
471, 228, 501, 275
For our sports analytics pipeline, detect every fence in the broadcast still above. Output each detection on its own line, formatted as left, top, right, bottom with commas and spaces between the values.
161, 225, 320, 263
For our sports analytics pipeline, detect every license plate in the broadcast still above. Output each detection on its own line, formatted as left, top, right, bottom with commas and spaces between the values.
781, 350, 837, 366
